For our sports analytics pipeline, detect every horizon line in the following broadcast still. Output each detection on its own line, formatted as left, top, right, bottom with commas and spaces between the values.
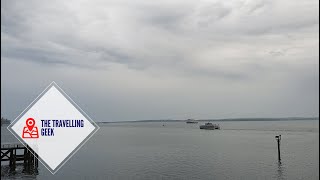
96, 116, 319, 123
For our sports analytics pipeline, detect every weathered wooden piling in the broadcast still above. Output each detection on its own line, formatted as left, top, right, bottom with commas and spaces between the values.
275, 135, 281, 161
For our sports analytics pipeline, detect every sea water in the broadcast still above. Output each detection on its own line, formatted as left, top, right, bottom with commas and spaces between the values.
1, 120, 319, 180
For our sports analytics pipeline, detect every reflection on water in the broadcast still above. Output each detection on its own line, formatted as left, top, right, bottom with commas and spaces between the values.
1, 164, 38, 179
276, 161, 285, 180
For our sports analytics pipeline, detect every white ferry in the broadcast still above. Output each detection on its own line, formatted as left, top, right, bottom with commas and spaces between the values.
200, 123, 220, 130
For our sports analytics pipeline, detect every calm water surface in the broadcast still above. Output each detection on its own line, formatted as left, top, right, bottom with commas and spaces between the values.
1, 120, 319, 180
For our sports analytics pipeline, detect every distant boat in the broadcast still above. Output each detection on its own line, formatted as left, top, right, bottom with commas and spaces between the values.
186, 119, 198, 124
200, 123, 220, 130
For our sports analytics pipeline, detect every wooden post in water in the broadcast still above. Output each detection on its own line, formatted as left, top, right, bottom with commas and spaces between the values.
275, 135, 281, 161
10, 149, 17, 171
9, 149, 14, 170
35, 153, 39, 168
27, 149, 32, 171
23, 147, 28, 168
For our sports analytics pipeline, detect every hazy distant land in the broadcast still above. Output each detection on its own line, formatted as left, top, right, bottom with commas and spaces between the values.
1, 117, 11, 126
97, 117, 319, 124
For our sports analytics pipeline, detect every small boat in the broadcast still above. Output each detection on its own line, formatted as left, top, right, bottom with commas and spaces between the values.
186, 119, 198, 124
200, 123, 220, 130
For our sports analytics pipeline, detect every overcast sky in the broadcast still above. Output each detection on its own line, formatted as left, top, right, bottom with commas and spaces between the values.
1, 0, 319, 121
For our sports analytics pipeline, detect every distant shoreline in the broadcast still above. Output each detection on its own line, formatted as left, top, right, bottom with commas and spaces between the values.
97, 117, 319, 124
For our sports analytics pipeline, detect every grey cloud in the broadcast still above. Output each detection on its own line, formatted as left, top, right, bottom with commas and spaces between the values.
1, 0, 318, 121
269, 51, 285, 57
194, 3, 232, 27
245, 0, 271, 14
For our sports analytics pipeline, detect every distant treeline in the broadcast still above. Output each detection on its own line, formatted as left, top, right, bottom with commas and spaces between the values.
1, 117, 11, 126
97, 117, 319, 123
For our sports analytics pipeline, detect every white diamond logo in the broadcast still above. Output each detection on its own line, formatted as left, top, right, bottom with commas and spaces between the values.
7, 82, 100, 174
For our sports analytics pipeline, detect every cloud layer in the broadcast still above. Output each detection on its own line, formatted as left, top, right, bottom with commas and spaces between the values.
1, 0, 319, 121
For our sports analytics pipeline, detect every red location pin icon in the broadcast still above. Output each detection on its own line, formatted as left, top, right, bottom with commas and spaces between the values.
26, 118, 35, 131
